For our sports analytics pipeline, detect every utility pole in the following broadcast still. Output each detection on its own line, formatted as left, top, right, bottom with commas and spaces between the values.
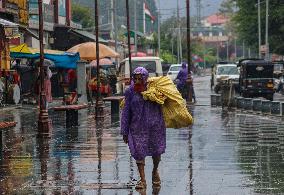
216, 43, 219, 62
186, 0, 192, 102
158, 0, 161, 57
258, 0, 261, 58
265, 0, 269, 60
242, 41, 245, 58
95, 0, 104, 119
196, 0, 201, 26
177, 0, 180, 63
113, 0, 118, 66
38, 0, 50, 134
126, 0, 132, 75
134, 0, 137, 54
227, 39, 229, 62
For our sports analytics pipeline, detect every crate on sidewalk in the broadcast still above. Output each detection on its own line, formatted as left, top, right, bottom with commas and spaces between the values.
252, 99, 262, 113
271, 101, 281, 116
244, 98, 253, 111
261, 100, 271, 114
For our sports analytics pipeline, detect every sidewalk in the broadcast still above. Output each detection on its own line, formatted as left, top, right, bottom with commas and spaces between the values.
0, 93, 196, 195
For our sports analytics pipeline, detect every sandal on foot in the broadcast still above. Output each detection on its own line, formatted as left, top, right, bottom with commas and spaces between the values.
152, 171, 161, 186
135, 180, 147, 189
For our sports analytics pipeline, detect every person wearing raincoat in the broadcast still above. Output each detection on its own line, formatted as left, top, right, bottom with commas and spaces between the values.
121, 67, 193, 190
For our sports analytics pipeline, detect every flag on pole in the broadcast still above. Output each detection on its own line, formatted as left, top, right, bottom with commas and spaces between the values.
144, 2, 155, 23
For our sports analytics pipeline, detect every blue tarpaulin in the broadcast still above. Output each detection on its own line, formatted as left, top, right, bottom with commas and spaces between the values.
10, 52, 80, 69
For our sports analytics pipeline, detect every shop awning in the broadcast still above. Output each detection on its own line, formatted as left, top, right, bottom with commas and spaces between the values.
124, 30, 145, 38
0, 18, 19, 39
19, 25, 39, 40
69, 29, 108, 44
10, 44, 80, 69
0, 18, 18, 28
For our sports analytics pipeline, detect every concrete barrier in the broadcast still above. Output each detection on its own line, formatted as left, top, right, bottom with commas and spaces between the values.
210, 94, 222, 107
252, 99, 262, 113
261, 100, 271, 114
216, 94, 222, 107
271, 101, 281, 115
236, 97, 244, 109
244, 98, 253, 111
210, 94, 217, 107
281, 103, 284, 116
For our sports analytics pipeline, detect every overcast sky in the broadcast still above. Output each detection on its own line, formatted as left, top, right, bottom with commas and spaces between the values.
158, 0, 223, 20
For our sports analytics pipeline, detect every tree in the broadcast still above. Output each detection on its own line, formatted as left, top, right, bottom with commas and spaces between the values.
233, 0, 284, 55
72, 4, 95, 28
219, 0, 236, 17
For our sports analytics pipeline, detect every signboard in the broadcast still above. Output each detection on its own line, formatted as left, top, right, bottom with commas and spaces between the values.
43, 4, 54, 23
58, 0, 66, 17
5, 2, 18, 15
29, 0, 38, 14
4, 27, 19, 38
18, 0, 28, 25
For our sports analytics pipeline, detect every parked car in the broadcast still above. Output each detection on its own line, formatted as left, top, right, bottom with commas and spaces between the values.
211, 63, 239, 94
167, 64, 182, 81
116, 56, 163, 94
238, 59, 274, 101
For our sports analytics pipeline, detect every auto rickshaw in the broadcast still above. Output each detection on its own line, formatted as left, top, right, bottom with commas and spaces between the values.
238, 59, 274, 101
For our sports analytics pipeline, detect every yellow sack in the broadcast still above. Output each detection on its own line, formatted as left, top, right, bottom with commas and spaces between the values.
142, 76, 193, 128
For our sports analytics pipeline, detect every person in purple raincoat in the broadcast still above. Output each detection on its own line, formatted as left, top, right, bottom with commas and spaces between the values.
176, 62, 188, 99
121, 67, 166, 189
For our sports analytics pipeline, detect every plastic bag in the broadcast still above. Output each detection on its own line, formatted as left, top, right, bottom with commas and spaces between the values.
142, 76, 193, 128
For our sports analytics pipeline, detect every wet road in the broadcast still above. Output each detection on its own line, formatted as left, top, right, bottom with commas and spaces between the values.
1, 76, 284, 194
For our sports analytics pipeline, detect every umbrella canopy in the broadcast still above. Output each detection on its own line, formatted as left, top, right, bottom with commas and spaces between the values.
131, 52, 147, 57
34, 59, 55, 67
67, 42, 119, 61
90, 58, 113, 67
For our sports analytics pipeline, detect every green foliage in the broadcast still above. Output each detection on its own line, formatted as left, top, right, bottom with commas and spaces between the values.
219, 0, 235, 17
161, 50, 177, 64
72, 4, 95, 28
233, 0, 284, 55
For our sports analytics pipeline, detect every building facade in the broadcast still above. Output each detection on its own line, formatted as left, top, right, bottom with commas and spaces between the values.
72, 0, 158, 38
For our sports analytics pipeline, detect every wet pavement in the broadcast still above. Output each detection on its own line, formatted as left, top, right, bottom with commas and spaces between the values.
1, 76, 284, 194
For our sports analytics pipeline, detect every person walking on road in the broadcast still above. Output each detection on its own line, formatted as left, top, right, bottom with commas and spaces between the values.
176, 62, 188, 99
121, 67, 166, 190
187, 71, 196, 103
175, 62, 197, 103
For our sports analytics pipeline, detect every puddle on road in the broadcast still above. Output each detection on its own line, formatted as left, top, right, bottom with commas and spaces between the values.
221, 112, 284, 194
2, 99, 284, 194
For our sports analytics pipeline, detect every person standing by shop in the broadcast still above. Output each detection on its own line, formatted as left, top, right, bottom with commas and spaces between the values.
121, 67, 166, 189
44, 66, 53, 105
67, 68, 77, 92
35, 66, 53, 108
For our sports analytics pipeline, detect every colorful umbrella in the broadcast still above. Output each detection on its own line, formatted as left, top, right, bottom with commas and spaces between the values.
67, 42, 119, 61
90, 58, 113, 67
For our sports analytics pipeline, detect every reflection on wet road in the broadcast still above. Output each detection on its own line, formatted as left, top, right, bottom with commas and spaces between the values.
1, 76, 284, 194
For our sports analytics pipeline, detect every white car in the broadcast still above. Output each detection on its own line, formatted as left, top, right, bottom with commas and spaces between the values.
213, 64, 239, 93
167, 64, 182, 81
117, 57, 163, 94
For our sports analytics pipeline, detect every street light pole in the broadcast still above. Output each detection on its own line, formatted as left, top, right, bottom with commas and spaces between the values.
258, 0, 261, 58
95, 0, 104, 119
227, 39, 229, 62
265, 0, 269, 60
158, 0, 161, 57
134, 0, 137, 54
186, 0, 192, 102
126, 0, 132, 75
38, 0, 50, 134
